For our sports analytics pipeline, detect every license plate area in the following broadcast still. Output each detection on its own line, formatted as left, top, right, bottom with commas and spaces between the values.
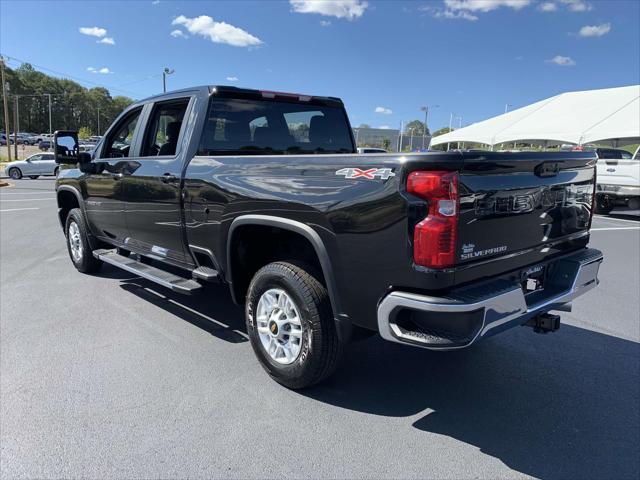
521, 264, 546, 296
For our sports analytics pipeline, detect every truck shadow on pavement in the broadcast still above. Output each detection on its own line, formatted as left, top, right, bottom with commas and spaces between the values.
117, 277, 248, 344
107, 266, 638, 479
308, 327, 640, 480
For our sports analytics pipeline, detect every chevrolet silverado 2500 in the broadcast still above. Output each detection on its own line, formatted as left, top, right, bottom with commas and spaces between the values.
54, 86, 603, 388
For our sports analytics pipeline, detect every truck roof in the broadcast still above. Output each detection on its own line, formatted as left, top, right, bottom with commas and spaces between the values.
134, 85, 345, 108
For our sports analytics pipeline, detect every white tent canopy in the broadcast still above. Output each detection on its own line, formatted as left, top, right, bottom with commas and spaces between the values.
430, 85, 640, 148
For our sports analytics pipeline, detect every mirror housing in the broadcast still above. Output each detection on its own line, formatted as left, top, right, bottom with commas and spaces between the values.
54, 130, 90, 165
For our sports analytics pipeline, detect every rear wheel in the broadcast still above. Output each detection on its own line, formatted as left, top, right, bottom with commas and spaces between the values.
246, 262, 343, 389
65, 208, 102, 273
8, 168, 22, 179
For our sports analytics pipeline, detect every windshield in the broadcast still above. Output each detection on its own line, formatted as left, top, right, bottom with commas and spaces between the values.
198, 97, 355, 155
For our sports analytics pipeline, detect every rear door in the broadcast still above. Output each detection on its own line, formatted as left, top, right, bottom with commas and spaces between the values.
33, 153, 55, 174
121, 96, 194, 267
457, 152, 596, 265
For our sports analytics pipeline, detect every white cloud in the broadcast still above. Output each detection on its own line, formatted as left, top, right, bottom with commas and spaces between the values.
538, 2, 557, 11
547, 55, 576, 66
226, 76, 239, 82
375, 106, 393, 115
79, 26, 107, 38
172, 15, 262, 47
320, 20, 332, 27
87, 67, 113, 74
170, 29, 187, 38
579, 22, 611, 37
443, 0, 531, 13
152, 0, 160, 4
560, 0, 592, 12
289, 0, 368, 20
422, 0, 529, 21
97, 37, 115, 45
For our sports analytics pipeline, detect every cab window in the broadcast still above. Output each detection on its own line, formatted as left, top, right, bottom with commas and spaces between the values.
141, 99, 190, 157
102, 108, 142, 158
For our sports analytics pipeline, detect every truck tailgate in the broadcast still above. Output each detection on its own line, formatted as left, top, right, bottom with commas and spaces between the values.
457, 152, 596, 265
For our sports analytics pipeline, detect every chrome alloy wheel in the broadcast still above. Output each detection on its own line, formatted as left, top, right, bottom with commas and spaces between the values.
256, 288, 304, 365
68, 221, 83, 262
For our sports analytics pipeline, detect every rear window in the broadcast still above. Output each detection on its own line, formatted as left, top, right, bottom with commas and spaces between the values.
198, 97, 354, 155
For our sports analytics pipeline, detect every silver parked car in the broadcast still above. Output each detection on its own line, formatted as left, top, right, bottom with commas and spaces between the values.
5, 153, 58, 179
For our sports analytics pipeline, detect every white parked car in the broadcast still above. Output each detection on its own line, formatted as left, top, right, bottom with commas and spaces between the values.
5, 153, 59, 180
357, 147, 387, 154
595, 147, 640, 213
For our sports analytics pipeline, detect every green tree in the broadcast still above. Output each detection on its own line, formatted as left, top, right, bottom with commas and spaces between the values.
405, 120, 428, 136
381, 138, 391, 151
431, 127, 453, 137
78, 126, 93, 139
357, 123, 371, 128
0, 62, 134, 134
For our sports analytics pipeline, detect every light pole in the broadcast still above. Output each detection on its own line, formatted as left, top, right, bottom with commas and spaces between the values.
420, 104, 438, 150
0, 57, 11, 161
163, 67, 175, 93
46, 93, 52, 134
97, 107, 100, 135
409, 128, 414, 151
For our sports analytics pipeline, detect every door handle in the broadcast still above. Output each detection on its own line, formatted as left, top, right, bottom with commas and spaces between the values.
161, 173, 178, 183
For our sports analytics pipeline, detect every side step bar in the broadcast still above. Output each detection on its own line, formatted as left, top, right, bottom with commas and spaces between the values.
93, 249, 202, 295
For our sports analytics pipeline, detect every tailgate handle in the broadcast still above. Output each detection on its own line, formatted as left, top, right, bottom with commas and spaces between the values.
535, 162, 560, 177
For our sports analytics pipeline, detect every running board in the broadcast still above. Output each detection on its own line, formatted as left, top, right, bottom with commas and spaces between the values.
93, 249, 202, 295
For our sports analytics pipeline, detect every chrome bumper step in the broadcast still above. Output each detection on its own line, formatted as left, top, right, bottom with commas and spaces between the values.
377, 248, 604, 350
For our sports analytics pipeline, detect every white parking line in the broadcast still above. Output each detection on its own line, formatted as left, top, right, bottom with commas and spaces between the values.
0, 191, 56, 195
0, 198, 56, 202
591, 227, 640, 231
0, 207, 40, 212
593, 215, 639, 225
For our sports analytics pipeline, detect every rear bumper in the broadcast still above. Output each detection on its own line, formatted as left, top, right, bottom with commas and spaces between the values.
377, 248, 603, 350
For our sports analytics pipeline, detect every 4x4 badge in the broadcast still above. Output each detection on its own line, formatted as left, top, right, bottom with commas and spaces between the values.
335, 167, 396, 180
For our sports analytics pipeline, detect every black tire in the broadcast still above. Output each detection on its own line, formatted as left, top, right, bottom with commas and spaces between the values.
29, 175, 39, 179
594, 195, 613, 215
53, 167, 59, 177
246, 262, 343, 389
65, 208, 102, 273
8, 168, 22, 179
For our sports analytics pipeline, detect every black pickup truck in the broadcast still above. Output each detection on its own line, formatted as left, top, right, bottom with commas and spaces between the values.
54, 86, 603, 388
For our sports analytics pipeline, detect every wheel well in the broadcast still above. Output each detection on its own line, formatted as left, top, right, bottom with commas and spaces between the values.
57, 190, 80, 228
229, 225, 326, 304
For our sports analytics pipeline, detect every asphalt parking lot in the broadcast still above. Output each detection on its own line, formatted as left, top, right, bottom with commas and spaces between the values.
1, 178, 639, 479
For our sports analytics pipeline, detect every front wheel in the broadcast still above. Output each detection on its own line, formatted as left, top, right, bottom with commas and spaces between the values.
65, 208, 102, 273
246, 262, 343, 389
8, 168, 22, 179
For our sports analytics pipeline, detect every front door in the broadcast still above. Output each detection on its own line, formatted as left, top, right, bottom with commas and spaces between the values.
121, 97, 193, 267
84, 107, 143, 244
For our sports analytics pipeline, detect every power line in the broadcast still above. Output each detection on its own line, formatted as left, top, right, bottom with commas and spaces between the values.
0, 53, 146, 98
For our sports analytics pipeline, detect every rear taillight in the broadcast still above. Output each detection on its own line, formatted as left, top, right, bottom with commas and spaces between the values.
407, 171, 459, 268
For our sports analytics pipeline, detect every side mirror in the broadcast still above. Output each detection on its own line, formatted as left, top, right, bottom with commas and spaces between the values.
54, 130, 85, 164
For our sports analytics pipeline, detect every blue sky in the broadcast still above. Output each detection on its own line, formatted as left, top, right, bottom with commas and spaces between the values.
1, 0, 638, 131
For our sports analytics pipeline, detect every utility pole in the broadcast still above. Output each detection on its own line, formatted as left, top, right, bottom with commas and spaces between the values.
163, 67, 174, 93
398, 120, 404, 152
420, 105, 438, 150
13, 95, 18, 159
47, 94, 52, 134
1, 57, 11, 161
97, 107, 100, 135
